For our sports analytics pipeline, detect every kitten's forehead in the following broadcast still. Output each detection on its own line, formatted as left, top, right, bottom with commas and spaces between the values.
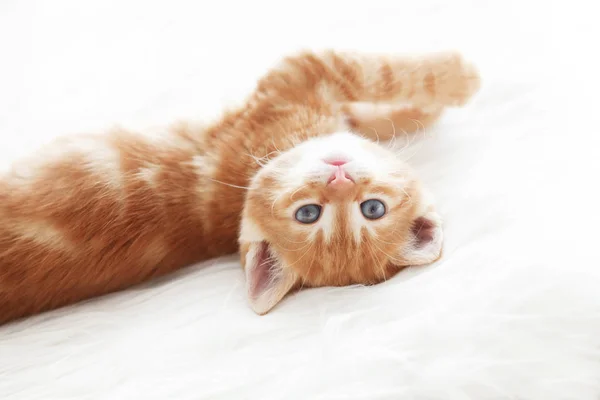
295, 131, 369, 155
289, 131, 378, 165
260, 131, 406, 188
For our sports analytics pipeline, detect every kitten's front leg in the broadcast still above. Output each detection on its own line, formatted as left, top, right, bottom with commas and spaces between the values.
343, 51, 480, 141
396, 51, 481, 107
253, 50, 480, 141
255, 50, 480, 106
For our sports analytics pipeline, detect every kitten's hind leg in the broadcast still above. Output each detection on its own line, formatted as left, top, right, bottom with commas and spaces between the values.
342, 102, 444, 141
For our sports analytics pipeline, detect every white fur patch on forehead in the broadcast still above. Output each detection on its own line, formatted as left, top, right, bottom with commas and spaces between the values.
273, 131, 396, 187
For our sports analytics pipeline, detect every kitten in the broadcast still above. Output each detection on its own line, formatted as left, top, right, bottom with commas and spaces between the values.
0, 51, 480, 324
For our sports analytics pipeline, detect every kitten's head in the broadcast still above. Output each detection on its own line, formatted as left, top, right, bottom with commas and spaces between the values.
240, 132, 442, 314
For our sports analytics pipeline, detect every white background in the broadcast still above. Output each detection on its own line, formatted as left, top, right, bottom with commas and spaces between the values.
1, 1, 599, 399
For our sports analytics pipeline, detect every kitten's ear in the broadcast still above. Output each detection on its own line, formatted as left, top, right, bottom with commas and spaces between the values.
240, 241, 298, 315
397, 211, 444, 266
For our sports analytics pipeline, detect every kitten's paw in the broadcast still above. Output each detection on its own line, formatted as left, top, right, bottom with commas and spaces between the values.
424, 52, 481, 106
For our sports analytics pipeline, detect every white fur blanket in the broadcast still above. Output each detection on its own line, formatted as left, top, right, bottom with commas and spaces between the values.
1, 1, 598, 399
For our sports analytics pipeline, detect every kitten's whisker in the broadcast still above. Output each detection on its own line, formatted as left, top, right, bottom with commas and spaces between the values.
384, 117, 397, 149
285, 242, 315, 270
265, 150, 281, 157
410, 117, 425, 132
270, 192, 285, 217
271, 137, 283, 155
208, 178, 251, 190
288, 184, 309, 202
385, 117, 397, 137
400, 188, 413, 207
369, 127, 380, 145
276, 240, 312, 252
371, 241, 406, 266
371, 235, 398, 246
387, 128, 398, 150
259, 150, 281, 160
244, 149, 281, 168
280, 236, 311, 244
249, 155, 266, 167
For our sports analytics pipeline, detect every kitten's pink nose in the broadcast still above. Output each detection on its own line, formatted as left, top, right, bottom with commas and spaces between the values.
324, 159, 348, 167
327, 166, 355, 190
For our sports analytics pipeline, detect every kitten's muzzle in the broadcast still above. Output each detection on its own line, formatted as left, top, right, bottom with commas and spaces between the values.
326, 165, 355, 193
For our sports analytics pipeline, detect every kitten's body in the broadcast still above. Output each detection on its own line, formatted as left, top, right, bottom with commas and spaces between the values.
0, 51, 479, 324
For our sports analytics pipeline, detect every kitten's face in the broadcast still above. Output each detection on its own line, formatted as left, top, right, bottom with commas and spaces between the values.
240, 132, 442, 314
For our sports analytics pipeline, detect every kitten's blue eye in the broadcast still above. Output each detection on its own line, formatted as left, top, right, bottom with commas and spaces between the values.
360, 199, 386, 220
295, 204, 322, 224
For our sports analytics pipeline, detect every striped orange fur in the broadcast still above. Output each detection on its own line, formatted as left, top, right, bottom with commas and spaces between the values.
0, 50, 480, 324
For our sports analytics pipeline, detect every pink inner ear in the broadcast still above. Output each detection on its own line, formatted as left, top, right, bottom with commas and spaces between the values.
411, 216, 436, 248
248, 242, 276, 299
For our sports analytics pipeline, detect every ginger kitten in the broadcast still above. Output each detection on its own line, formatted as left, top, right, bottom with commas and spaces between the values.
0, 50, 480, 324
